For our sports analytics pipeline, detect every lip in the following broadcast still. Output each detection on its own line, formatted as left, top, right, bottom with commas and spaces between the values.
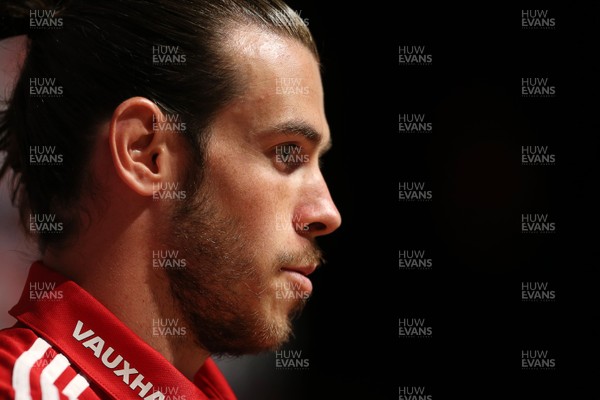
279, 265, 317, 298
280, 265, 318, 276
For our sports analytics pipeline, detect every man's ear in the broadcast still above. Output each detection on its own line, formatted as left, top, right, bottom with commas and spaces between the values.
108, 97, 170, 197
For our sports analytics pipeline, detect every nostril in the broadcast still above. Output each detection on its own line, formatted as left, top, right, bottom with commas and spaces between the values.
307, 222, 326, 232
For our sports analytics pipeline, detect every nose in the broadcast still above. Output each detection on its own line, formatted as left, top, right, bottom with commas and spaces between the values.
297, 171, 342, 238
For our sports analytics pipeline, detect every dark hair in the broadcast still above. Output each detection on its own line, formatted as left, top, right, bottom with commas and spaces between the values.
0, 0, 318, 250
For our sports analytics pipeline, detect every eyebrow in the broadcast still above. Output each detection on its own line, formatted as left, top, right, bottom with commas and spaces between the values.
270, 120, 332, 155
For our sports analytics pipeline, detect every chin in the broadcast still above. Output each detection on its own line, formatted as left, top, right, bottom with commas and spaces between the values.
252, 310, 295, 351
192, 307, 296, 356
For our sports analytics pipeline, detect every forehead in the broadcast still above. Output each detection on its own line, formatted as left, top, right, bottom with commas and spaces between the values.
229, 25, 321, 90
219, 25, 329, 141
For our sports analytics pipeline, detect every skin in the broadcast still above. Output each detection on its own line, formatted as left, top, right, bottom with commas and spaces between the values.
44, 25, 341, 380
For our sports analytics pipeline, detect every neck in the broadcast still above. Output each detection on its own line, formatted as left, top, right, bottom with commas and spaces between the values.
42, 212, 209, 380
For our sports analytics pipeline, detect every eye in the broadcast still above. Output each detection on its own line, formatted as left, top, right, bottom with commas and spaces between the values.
272, 143, 309, 172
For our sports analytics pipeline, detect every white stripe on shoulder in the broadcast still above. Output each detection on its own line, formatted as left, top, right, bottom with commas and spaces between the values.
61, 374, 90, 400
40, 353, 70, 400
12, 337, 52, 400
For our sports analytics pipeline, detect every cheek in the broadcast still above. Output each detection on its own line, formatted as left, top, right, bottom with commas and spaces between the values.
205, 151, 294, 239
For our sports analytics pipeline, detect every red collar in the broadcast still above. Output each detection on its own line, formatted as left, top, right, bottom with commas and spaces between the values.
10, 261, 237, 400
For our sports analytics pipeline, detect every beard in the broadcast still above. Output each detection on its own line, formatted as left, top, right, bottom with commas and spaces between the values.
163, 173, 323, 356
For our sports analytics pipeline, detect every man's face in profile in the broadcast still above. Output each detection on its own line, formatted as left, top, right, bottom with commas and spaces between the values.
163, 26, 341, 355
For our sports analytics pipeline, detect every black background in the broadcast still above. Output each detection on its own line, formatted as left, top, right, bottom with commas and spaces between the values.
277, 3, 598, 399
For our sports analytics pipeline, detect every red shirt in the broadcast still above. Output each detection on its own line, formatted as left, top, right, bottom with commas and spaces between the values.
0, 262, 237, 399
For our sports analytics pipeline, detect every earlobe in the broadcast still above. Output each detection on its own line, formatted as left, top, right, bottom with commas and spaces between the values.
108, 97, 166, 197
